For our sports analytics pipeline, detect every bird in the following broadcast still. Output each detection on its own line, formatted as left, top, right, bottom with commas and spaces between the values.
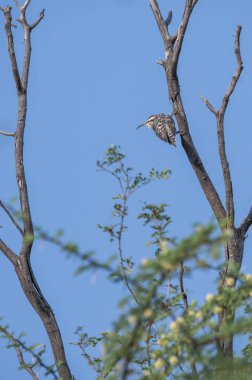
137, 113, 177, 146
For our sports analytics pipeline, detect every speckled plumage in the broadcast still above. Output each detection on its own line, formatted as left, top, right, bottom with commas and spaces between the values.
138, 113, 177, 146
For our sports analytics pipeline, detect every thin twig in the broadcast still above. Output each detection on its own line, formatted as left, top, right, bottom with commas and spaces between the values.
13, 0, 21, 10
12, 341, 39, 380
239, 207, 252, 235
172, 0, 199, 68
0, 130, 15, 137
179, 261, 199, 378
0, 200, 24, 236
146, 324, 153, 375
0, 325, 57, 379
117, 164, 141, 306
31, 9, 45, 30
0, 239, 17, 264
200, 96, 217, 116
2, 6, 23, 93
179, 261, 188, 309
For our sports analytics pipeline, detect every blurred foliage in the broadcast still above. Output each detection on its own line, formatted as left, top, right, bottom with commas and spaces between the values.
2, 146, 252, 379
0, 321, 57, 379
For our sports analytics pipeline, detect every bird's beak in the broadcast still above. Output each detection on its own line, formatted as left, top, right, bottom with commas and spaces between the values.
137, 123, 146, 129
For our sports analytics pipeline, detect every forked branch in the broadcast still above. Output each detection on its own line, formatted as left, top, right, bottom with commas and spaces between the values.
0, 3, 73, 379
150, 0, 226, 225
201, 26, 243, 227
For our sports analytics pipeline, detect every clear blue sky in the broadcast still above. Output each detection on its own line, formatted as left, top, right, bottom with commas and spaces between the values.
0, 0, 251, 378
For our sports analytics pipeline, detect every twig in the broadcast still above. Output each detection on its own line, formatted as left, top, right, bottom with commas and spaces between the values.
179, 261, 188, 309
0, 325, 57, 379
0, 200, 24, 236
31, 9, 45, 30
117, 164, 141, 306
239, 207, 252, 236
165, 11, 172, 27
200, 96, 217, 116
1, 4, 72, 379
12, 341, 39, 380
179, 261, 199, 378
172, 0, 199, 68
0, 130, 15, 137
215, 26, 243, 225
149, 0, 171, 50
0, 239, 17, 265
13, 0, 21, 10
2, 6, 23, 94
146, 324, 153, 375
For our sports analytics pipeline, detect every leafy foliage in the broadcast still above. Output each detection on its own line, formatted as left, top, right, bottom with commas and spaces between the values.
2, 147, 252, 379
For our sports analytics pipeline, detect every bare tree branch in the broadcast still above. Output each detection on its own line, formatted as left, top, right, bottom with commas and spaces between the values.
149, 0, 248, 359
0, 129, 15, 137
0, 324, 58, 379
1, 6, 23, 94
179, 261, 199, 378
172, 0, 198, 69
150, 0, 227, 225
0, 200, 24, 236
31, 9, 45, 30
239, 207, 252, 235
0, 239, 17, 265
216, 26, 243, 225
149, 0, 171, 49
13, 0, 21, 10
179, 261, 188, 310
201, 27, 243, 227
12, 342, 39, 380
200, 96, 217, 115
165, 11, 172, 27
1, 4, 73, 379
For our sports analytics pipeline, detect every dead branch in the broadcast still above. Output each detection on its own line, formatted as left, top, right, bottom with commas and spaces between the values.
149, 0, 249, 359
216, 26, 243, 225
1, 6, 22, 93
0, 129, 15, 137
200, 96, 217, 115
201, 26, 243, 227
150, 0, 226, 224
239, 207, 252, 236
0, 3, 72, 379
31, 9, 45, 30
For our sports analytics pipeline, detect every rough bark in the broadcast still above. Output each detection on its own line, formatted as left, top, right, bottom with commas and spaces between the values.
149, 0, 251, 360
